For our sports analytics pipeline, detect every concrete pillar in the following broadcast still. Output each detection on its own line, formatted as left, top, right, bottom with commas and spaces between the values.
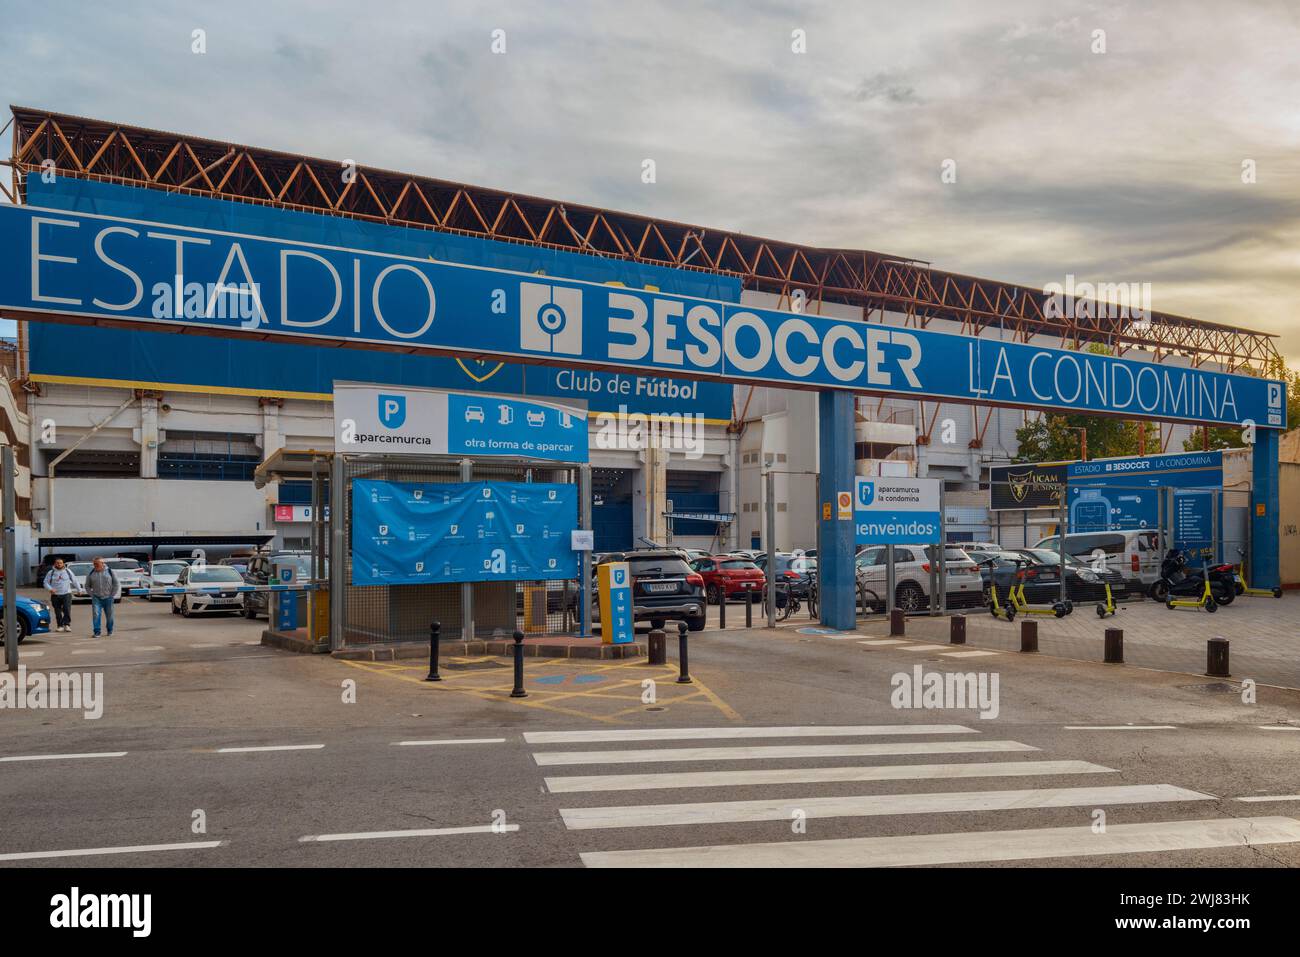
139, 395, 160, 478
818, 390, 856, 630
1251, 428, 1280, 589
260, 397, 284, 461
633, 446, 668, 545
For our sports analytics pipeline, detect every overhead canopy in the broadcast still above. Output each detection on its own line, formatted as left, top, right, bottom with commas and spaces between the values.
37, 533, 275, 557
254, 448, 332, 490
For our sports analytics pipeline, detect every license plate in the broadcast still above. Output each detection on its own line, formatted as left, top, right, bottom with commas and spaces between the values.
215, 596, 239, 604
644, 582, 677, 593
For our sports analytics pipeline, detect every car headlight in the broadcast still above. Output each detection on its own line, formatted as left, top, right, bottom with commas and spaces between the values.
1078, 571, 1098, 582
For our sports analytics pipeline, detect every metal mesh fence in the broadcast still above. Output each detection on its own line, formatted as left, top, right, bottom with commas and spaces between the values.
339, 456, 581, 646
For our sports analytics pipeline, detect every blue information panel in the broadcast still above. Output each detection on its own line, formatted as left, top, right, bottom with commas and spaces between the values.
446, 393, 586, 460
854, 477, 942, 545
1173, 489, 1216, 558
351, 479, 578, 586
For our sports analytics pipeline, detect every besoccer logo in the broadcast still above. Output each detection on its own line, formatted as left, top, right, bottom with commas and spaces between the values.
378, 393, 406, 429
520, 282, 582, 355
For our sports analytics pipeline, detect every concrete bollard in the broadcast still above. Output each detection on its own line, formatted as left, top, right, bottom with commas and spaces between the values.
1020, 619, 1038, 653
889, 609, 905, 637
647, 627, 667, 665
1104, 627, 1124, 664
949, 615, 966, 645
424, 620, 442, 682
1206, 636, 1230, 678
510, 630, 527, 698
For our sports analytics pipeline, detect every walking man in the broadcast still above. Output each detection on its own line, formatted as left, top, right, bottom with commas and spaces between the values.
43, 557, 75, 632
86, 557, 119, 638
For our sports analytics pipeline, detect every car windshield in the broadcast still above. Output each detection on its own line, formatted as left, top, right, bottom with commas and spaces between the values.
924, 546, 974, 562
1021, 549, 1083, 566
66, 563, 92, 575
107, 559, 141, 570
628, 557, 691, 576
151, 563, 187, 575
190, 567, 244, 583
777, 556, 817, 573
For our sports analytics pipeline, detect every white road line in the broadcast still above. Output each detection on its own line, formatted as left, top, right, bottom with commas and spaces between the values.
827, 635, 862, 640
1064, 725, 1177, 731
0, 751, 127, 763
533, 740, 1038, 766
0, 840, 224, 862
560, 784, 1213, 830
19, 651, 43, 657
1258, 726, 1300, 732
215, 744, 325, 753
580, 816, 1300, 868
858, 639, 907, 646
900, 644, 949, 652
136, 646, 165, 651
1235, 795, 1300, 803
70, 649, 102, 655
300, 824, 518, 843
545, 759, 1117, 793
394, 738, 507, 746
190, 643, 221, 648
943, 650, 1000, 658
524, 725, 975, 744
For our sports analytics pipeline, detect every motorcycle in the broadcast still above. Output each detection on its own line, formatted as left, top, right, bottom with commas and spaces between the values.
1149, 549, 1236, 605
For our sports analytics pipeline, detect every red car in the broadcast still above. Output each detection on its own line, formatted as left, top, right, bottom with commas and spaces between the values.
690, 555, 767, 604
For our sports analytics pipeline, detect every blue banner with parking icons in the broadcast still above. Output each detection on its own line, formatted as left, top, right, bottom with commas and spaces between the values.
351, 479, 578, 585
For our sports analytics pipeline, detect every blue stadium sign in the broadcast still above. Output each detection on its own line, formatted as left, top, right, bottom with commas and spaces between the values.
1, 202, 1284, 428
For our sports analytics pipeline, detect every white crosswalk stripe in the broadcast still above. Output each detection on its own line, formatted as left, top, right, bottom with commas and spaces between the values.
524, 723, 1300, 867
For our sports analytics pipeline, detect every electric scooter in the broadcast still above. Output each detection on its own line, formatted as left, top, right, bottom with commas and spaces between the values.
1235, 548, 1283, 598
1156, 550, 1219, 613
1008, 581, 1072, 618
1095, 581, 1118, 618
987, 583, 1016, 622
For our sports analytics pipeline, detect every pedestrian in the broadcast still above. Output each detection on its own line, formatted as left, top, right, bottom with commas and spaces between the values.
43, 557, 75, 632
85, 557, 119, 638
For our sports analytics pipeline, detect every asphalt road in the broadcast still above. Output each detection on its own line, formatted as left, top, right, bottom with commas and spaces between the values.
2, 597, 1299, 868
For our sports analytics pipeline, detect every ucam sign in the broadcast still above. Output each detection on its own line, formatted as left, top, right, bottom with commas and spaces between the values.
855, 477, 942, 545
1, 203, 1284, 428
333, 382, 588, 462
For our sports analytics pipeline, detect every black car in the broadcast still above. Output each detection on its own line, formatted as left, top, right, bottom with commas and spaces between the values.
1009, 548, 1128, 603
591, 550, 706, 632
755, 552, 818, 600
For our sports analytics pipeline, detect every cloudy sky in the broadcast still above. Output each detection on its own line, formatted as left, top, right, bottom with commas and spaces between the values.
4, 0, 1298, 363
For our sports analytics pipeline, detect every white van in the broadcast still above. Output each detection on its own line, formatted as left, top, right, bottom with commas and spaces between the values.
1033, 530, 1160, 591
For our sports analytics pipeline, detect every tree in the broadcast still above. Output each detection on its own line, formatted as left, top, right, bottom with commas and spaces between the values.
1014, 414, 1157, 463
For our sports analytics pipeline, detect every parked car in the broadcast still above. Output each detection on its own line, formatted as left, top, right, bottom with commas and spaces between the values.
1034, 530, 1160, 592
854, 544, 984, 612
241, 552, 320, 620
140, 560, 190, 600
218, 557, 250, 576
690, 555, 767, 604
171, 565, 247, 617
0, 593, 52, 643
66, 561, 123, 603
754, 552, 818, 599
591, 550, 706, 631
1009, 548, 1129, 604
103, 558, 146, 592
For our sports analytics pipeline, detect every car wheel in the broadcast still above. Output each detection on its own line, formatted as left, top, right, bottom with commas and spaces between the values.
243, 600, 258, 620
687, 614, 706, 632
0, 617, 28, 644
895, 582, 925, 613
706, 584, 721, 605
181, 598, 193, 618
171, 601, 180, 615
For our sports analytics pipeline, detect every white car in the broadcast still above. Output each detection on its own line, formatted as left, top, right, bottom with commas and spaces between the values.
104, 558, 146, 592
65, 561, 123, 603
171, 565, 247, 617
855, 544, 984, 612
140, 560, 190, 601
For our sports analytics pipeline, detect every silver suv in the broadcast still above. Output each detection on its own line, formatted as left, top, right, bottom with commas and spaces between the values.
855, 544, 984, 612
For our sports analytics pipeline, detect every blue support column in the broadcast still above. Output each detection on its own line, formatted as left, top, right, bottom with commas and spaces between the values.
1251, 428, 1281, 589
818, 390, 857, 630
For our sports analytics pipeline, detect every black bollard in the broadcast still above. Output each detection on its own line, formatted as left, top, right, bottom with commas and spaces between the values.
1104, 627, 1124, 664
718, 591, 726, 629
510, 630, 527, 698
1020, 619, 1038, 653
676, 621, 692, 684
889, 608, 905, 637
424, 620, 442, 682
1206, 636, 1230, 678
950, 615, 967, 645
745, 589, 753, 628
